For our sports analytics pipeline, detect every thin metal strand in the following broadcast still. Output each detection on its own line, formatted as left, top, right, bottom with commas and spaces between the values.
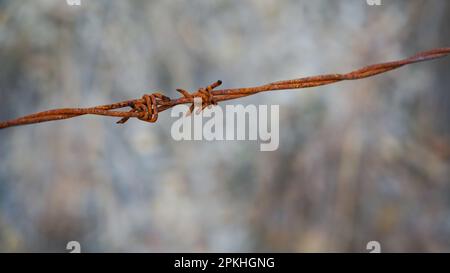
1, 47, 449, 129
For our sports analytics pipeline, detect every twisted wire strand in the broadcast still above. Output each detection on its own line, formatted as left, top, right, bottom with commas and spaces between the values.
1, 47, 449, 130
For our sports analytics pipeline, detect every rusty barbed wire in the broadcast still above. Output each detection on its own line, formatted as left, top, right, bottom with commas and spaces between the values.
0, 47, 449, 130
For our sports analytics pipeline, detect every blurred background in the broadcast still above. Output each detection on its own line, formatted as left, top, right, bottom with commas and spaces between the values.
0, 0, 449, 252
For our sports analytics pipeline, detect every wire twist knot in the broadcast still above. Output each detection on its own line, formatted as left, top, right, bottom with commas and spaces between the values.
176, 80, 222, 114
117, 92, 170, 124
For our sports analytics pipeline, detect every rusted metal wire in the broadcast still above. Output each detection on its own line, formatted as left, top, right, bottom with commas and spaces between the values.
1, 47, 449, 130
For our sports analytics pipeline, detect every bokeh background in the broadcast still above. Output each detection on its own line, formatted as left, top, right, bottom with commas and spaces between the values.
0, 0, 449, 252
